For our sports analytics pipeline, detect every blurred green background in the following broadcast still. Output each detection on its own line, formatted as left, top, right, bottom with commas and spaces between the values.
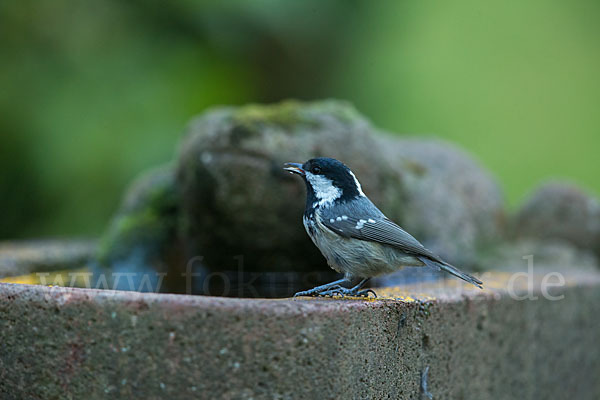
1, 0, 599, 239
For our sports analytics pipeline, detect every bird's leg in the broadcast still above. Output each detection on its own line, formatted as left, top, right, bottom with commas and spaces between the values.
293, 278, 350, 298
317, 278, 377, 298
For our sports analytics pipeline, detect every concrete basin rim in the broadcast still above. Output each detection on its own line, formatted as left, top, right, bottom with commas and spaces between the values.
0, 282, 428, 316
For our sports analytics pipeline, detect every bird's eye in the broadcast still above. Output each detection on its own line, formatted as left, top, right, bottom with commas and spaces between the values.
311, 166, 321, 174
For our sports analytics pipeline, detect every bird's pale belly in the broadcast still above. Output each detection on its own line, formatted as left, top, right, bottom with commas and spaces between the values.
303, 213, 424, 278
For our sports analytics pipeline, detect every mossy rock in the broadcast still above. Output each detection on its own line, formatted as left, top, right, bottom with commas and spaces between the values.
97, 164, 179, 267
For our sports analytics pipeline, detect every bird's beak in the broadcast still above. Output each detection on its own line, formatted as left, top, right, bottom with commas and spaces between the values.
283, 162, 305, 176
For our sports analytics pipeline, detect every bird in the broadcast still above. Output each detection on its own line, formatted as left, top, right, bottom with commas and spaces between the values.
284, 157, 483, 297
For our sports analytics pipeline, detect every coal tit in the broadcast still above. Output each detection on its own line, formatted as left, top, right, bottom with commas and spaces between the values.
284, 157, 483, 297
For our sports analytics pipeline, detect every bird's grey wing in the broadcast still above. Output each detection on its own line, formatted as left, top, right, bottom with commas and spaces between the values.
322, 213, 440, 261
320, 199, 483, 288
320, 198, 440, 260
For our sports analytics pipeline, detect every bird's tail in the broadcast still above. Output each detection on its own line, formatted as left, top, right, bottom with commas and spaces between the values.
419, 257, 483, 289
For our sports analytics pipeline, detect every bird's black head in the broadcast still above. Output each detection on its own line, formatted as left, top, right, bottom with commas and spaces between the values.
284, 157, 365, 209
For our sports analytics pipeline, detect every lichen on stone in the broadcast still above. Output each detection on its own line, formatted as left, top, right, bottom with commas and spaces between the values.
232, 100, 306, 130
97, 164, 179, 266
231, 99, 364, 135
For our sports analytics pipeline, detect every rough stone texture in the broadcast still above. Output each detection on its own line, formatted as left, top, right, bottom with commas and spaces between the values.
174, 100, 505, 276
0, 240, 96, 278
514, 181, 600, 258
1, 268, 599, 400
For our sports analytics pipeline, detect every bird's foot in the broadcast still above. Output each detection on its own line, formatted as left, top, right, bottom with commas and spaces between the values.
313, 286, 377, 298
293, 279, 349, 298
293, 285, 342, 298
293, 278, 376, 298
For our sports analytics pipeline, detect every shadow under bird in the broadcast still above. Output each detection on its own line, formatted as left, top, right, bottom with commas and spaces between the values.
284, 157, 483, 297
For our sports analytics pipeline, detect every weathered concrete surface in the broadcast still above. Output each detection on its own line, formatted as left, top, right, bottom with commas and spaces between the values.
1, 269, 599, 400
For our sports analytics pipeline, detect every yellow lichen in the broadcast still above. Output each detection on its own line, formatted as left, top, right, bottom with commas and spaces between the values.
0, 267, 92, 287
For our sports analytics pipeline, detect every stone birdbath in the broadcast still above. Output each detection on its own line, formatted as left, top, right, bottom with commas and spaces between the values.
1, 100, 599, 399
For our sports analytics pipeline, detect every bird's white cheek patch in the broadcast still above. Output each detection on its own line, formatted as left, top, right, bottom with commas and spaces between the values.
305, 172, 342, 207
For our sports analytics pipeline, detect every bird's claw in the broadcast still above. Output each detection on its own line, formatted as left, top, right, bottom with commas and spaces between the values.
355, 288, 377, 298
